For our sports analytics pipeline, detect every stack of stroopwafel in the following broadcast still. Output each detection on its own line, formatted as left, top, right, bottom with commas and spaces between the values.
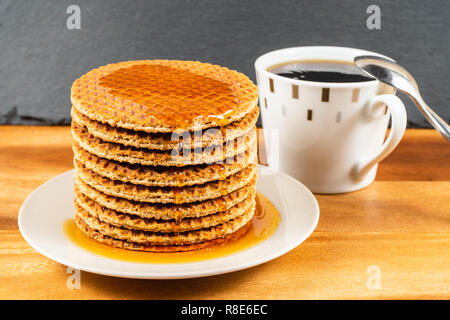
70, 60, 259, 252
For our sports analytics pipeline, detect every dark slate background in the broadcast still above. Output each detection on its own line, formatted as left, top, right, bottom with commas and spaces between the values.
1, 0, 449, 127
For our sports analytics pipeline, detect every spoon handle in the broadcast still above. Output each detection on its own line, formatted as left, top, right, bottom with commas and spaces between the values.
412, 95, 450, 142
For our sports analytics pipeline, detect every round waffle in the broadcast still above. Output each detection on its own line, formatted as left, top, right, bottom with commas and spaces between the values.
75, 201, 255, 245
74, 179, 256, 220
71, 105, 259, 150
75, 215, 252, 252
72, 121, 256, 166
71, 60, 258, 133
73, 141, 257, 187
74, 160, 257, 203
75, 190, 255, 233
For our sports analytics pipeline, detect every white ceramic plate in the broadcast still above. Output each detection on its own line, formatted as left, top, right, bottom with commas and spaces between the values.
18, 165, 319, 279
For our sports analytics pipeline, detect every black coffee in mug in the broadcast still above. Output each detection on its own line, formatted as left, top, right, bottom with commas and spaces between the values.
268, 59, 374, 83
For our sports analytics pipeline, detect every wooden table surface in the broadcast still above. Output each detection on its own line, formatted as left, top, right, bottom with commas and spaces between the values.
0, 126, 449, 300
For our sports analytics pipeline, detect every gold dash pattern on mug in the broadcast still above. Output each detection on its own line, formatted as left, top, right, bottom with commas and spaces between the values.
321, 88, 330, 102
352, 88, 360, 102
292, 84, 299, 99
269, 78, 274, 92
307, 109, 313, 121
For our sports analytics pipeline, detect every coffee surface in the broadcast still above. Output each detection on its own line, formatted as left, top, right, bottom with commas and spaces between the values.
269, 59, 374, 83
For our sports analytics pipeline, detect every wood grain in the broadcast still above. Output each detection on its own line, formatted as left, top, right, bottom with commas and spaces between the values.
0, 126, 449, 299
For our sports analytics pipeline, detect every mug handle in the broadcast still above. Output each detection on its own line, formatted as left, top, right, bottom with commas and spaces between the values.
353, 94, 407, 181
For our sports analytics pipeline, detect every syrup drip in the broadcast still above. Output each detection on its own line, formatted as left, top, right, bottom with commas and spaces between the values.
63, 192, 280, 264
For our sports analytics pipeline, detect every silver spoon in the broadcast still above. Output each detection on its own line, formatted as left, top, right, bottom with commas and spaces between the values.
354, 55, 450, 142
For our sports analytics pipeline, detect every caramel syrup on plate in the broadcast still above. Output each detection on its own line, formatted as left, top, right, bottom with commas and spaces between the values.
63, 192, 280, 264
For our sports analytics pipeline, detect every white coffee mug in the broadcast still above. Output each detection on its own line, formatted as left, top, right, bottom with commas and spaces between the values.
255, 46, 407, 193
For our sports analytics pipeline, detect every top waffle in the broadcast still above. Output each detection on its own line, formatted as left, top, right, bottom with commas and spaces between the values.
71, 60, 258, 133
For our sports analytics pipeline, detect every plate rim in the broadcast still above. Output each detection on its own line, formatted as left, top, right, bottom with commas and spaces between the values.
18, 166, 320, 279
